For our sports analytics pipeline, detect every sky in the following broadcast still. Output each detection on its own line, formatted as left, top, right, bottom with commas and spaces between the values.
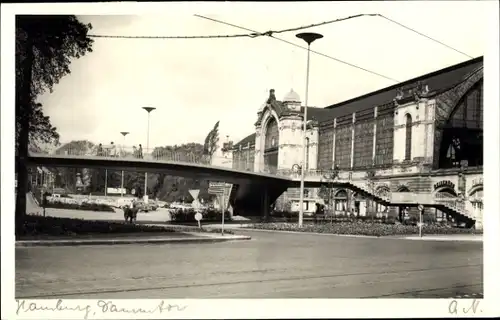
36, 1, 490, 150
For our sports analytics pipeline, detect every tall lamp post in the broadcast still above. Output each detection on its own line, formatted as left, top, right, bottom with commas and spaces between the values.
120, 131, 129, 197
296, 32, 323, 228
142, 107, 156, 203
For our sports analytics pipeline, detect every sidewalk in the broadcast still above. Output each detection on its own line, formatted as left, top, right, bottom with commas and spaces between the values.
16, 232, 251, 247
202, 224, 483, 242
402, 234, 483, 242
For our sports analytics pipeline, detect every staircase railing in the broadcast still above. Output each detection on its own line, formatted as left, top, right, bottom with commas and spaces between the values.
434, 192, 471, 218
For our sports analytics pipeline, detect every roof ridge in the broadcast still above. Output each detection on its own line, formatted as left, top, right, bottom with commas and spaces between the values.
324, 56, 483, 110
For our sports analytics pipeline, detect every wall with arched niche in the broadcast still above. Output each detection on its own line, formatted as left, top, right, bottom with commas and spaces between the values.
467, 181, 483, 228
332, 189, 348, 215
375, 185, 390, 217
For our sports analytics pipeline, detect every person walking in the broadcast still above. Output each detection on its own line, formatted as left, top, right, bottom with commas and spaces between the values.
97, 143, 103, 156
132, 146, 138, 158
110, 142, 117, 157
138, 144, 143, 159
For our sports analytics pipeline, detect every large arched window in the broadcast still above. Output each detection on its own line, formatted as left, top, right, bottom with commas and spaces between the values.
264, 116, 279, 173
264, 117, 279, 151
405, 114, 412, 161
438, 81, 483, 169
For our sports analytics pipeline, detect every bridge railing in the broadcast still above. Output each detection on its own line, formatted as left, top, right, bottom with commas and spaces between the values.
45, 146, 377, 183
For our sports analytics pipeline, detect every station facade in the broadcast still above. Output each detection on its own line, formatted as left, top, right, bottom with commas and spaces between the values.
217, 57, 484, 227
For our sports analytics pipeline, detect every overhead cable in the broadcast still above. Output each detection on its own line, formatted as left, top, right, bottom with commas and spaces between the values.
194, 14, 400, 83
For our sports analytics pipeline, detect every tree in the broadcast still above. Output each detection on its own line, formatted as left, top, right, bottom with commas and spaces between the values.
16, 102, 60, 152
15, 15, 94, 236
203, 121, 220, 163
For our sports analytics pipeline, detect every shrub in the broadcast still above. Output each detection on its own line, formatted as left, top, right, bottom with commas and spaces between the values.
170, 208, 231, 223
20, 215, 176, 237
45, 201, 115, 212
249, 221, 482, 237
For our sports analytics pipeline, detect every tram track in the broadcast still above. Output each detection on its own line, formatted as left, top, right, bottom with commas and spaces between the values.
17, 263, 481, 299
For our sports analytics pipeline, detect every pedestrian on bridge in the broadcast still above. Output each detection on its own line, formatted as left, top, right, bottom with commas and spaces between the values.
138, 144, 143, 159
97, 143, 103, 156
110, 142, 117, 157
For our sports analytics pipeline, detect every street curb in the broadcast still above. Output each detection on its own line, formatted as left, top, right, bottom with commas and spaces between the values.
15, 235, 251, 247
402, 236, 483, 242
230, 227, 383, 239
232, 227, 482, 241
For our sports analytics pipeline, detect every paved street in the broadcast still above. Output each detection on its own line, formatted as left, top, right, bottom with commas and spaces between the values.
16, 230, 482, 299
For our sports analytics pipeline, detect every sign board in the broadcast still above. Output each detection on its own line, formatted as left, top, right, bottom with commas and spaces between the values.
195, 212, 203, 221
217, 194, 231, 212
192, 199, 202, 210
208, 181, 225, 194
417, 204, 424, 211
189, 189, 200, 201
390, 192, 434, 205
208, 181, 232, 195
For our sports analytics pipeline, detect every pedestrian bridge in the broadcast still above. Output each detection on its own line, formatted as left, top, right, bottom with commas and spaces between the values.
26, 145, 473, 223
27, 146, 359, 185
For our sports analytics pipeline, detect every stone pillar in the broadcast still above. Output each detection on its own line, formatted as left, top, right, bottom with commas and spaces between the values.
262, 187, 270, 220
372, 107, 378, 166
254, 128, 262, 172
332, 118, 337, 167
246, 142, 251, 170
475, 204, 483, 230
350, 113, 356, 170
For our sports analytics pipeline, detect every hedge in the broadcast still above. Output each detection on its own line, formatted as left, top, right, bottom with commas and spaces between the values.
170, 208, 231, 223
267, 211, 453, 226
20, 215, 176, 237
20, 215, 235, 238
249, 221, 482, 237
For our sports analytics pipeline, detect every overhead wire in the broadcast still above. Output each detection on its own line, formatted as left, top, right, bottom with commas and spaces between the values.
88, 33, 255, 39
194, 14, 400, 83
376, 15, 474, 59
87, 13, 474, 81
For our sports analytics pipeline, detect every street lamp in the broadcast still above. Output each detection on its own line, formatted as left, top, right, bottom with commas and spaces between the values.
296, 32, 323, 227
120, 131, 129, 197
142, 107, 156, 203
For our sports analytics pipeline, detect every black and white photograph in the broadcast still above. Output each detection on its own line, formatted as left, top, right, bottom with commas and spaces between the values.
2, 1, 499, 319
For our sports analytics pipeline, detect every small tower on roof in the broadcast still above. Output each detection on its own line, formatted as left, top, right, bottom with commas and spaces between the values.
283, 88, 301, 112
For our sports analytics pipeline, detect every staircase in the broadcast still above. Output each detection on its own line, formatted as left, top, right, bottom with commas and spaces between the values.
433, 193, 475, 226
343, 180, 391, 205
309, 169, 475, 225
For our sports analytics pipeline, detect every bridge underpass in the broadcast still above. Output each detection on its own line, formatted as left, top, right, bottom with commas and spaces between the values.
26, 150, 474, 225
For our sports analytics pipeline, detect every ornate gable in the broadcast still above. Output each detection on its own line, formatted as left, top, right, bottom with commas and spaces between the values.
255, 89, 300, 126
393, 81, 431, 105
